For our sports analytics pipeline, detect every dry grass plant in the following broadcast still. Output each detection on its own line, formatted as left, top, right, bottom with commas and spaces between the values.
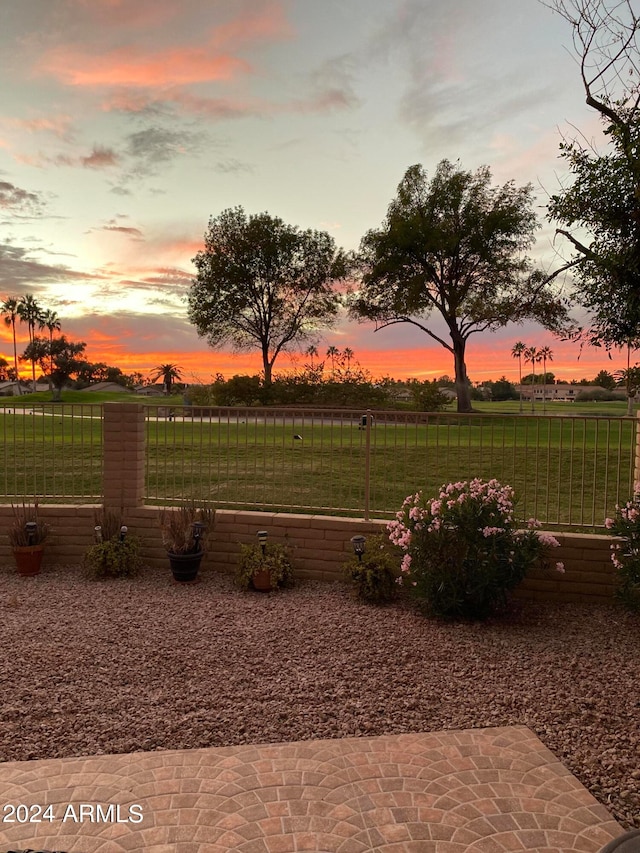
158, 503, 215, 554
9, 501, 50, 547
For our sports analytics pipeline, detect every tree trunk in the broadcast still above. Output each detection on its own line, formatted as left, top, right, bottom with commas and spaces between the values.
451, 333, 472, 413
11, 322, 21, 396
262, 345, 272, 387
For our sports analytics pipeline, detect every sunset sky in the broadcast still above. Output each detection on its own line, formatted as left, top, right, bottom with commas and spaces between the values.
0, 0, 629, 384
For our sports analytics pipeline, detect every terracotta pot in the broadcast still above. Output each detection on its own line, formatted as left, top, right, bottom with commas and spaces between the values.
13, 545, 44, 576
252, 567, 273, 592
168, 551, 204, 583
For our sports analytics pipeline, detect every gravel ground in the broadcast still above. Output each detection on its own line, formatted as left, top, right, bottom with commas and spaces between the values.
0, 564, 639, 831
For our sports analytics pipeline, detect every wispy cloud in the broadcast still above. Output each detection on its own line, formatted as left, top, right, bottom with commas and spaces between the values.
0, 242, 100, 292
85, 216, 145, 240
0, 181, 47, 217
11, 114, 75, 141
17, 145, 120, 170
215, 158, 254, 174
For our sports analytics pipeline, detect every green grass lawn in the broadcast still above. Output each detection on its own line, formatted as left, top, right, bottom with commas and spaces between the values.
0, 397, 636, 528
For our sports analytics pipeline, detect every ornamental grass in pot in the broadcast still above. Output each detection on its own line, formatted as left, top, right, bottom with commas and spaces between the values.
159, 503, 215, 583
9, 502, 50, 576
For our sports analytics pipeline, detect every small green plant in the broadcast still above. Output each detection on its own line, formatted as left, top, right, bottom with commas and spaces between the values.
9, 501, 49, 547
389, 479, 564, 621
236, 542, 293, 591
343, 533, 398, 604
84, 509, 142, 579
606, 500, 640, 611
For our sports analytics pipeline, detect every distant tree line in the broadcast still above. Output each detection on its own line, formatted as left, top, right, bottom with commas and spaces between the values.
0, 293, 152, 397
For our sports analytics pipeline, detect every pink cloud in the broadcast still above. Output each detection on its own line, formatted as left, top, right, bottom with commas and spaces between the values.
210, 2, 294, 49
36, 45, 250, 88
12, 115, 74, 140
69, 0, 178, 28
33, 4, 293, 92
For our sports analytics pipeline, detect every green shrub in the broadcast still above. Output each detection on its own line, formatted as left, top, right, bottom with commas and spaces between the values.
84, 537, 142, 579
236, 542, 294, 590
84, 509, 142, 579
389, 479, 564, 620
606, 501, 640, 611
343, 534, 398, 604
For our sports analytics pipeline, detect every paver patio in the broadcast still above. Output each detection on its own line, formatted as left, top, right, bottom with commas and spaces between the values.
0, 726, 623, 852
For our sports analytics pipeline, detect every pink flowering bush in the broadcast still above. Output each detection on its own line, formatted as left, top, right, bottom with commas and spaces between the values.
605, 500, 640, 611
388, 478, 563, 620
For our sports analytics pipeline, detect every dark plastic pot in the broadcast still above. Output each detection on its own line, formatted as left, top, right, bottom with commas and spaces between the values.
168, 551, 204, 583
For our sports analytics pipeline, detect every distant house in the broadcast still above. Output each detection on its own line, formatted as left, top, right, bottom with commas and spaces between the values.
85, 382, 131, 394
0, 381, 48, 396
517, 384, 608, 401
133, 384, 164, 396
438, 388, 457, 401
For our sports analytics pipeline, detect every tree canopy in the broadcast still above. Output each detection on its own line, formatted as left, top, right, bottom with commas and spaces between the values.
21, 335, 87, 397
349, 160, 568, 412
543, 0, 640, 348
149, 363, 183, 394
188, 207, 347, 385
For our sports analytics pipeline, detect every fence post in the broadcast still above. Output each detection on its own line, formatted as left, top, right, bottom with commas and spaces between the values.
364, 409, 371, 521
103, 403, 146, 510
634, 411, 640, 499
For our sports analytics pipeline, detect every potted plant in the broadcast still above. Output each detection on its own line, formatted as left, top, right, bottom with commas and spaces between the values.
159, 503, 215, 582
236, 531, 293, 592
9, 502, 50, 576
84, 509, 142, 579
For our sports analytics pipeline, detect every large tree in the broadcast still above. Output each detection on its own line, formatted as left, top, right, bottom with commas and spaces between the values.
350, 160, 568, 412
188, 207, 347, 386
543, 0, 640, 347
21, 335, 87, 399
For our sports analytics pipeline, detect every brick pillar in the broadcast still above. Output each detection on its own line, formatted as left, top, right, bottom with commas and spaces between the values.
103, 403, 146, 510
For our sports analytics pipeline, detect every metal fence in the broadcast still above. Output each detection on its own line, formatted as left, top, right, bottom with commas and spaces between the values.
144, 406, 638, 530
0, 403, 636, 528
0, 404, 103, 502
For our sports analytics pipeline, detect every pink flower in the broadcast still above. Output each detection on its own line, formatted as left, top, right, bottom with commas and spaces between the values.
604, 518, 615, 529
536, 531, 560, 548
556, 562, 565, 573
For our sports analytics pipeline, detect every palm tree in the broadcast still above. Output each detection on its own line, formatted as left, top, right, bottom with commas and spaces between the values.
510, 341, 526, 413
41, 309, 61, 390
1, 297, 22, 395
326, 345, 340, 379
523, 346, 539, 412
539, 345, 553, 413
149, 363, 182, 395
340, 347, 355, 379
17, 294, 45, 392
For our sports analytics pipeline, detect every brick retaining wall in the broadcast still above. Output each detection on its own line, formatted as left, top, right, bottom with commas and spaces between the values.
0, 504, 618, 603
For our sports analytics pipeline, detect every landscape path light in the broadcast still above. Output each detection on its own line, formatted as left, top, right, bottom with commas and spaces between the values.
351, 535, 366, 562
119, 525, 128, 542
25, 521, 37, 547
257, 530, 268, 555
192, 521, 205, 551
94, 525, 102, 543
